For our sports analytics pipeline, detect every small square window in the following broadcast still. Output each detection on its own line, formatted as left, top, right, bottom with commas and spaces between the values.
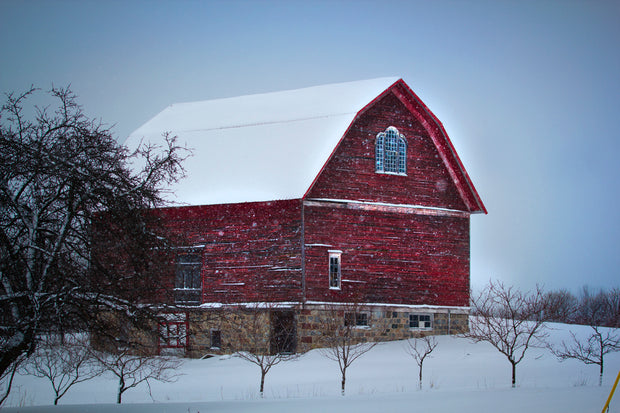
409, 314, 432, 330
345, 312, 369, 327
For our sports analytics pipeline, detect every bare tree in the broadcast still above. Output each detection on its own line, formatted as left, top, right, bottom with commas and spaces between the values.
232, 304, 298, 397
608, 288, 620, 327
464, 280, 548, 388
404, 334, 438, 389
575, 286, 620, 328
94, 349, 181, 404
0, 85, 187, 402
318, 302, 377, 395
550, 289, 620, 386
21, 333, 101, 405
551, 326, 620, 386
543, 289, 579, 324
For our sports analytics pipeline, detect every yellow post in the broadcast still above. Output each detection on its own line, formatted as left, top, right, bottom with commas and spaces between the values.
602, 370, 620, 413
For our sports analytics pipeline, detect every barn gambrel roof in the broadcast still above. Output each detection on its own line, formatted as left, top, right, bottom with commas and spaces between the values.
127, 78, 486, 213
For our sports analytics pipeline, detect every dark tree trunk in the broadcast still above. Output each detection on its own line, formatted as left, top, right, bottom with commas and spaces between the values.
419, 360, 424, 389
117, 377, 125, 404
260, 369, 266, 397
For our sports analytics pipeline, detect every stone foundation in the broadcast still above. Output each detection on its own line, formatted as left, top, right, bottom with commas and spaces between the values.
296, 304, 468, 352
168, 304, 469, 358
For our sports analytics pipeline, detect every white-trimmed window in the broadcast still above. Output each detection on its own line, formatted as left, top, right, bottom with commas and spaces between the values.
174, 250, 202, 305
409, 314, 433, 330
376, 126, 407, 174
345, 312, 369, 327
328, 250, 342, 289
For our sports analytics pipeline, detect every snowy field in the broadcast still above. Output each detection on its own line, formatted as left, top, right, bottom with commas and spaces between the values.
3, 322, 619, 413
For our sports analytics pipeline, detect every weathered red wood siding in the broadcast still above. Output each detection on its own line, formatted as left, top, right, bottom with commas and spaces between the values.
303, 84, 472, 307
306, 86, 468, 211
149, 83, 476, 308
156, 200, 303, 303
303, 202, 470, 307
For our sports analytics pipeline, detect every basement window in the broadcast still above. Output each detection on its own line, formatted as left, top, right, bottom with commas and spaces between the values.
376, 126, 407, 175
159, 313, 188, 350
345, 312, 369, 327
328, 250, 342, 290
409, 314, 433, 330
210, 330, 222, 349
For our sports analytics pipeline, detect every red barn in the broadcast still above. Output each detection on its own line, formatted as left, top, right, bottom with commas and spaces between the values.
126, 78, 486, 356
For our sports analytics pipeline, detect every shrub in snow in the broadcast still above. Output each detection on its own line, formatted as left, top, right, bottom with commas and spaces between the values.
93, 349, 181, 404
21, 334, 101, 405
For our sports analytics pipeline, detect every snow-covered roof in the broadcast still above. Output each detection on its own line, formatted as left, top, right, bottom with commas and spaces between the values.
126, 77, 399, 206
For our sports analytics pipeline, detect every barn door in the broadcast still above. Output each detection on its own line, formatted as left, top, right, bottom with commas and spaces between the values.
270, 310, 296, 354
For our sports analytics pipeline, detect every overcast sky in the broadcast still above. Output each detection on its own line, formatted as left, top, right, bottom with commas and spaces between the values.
2, 0, 619, 293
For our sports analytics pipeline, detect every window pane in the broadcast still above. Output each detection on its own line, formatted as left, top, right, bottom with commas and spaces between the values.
160, 319, 187, 348
329, 253, 340, 288
356, 313, 368, 326
410, 314, 432, 329
376, 127, 406, 174
398, 138, 406, 173
175, 250, 203, 304
375, 135, 384, 171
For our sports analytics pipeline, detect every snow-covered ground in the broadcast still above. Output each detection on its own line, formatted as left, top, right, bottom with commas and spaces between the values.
4, 322, 620, 412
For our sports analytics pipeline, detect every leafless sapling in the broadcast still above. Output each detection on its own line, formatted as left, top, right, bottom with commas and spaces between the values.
550, 289, 620, 386
93, 349, 181, 404
464, 280, 548, 388
232, 304, 298, 397
21, 333, 102, 405
551, 326, 620, 386
404, 333, 438, 389
318, 302, 377, 395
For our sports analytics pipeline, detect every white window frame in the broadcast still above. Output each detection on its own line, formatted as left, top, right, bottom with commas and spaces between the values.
409, 313, 433, 330
328, 250, 342, 290
376, 126, 407, 175
345, 311, 370, 328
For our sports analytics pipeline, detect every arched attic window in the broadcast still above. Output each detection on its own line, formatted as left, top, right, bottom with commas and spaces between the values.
375, 126, 407, 175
